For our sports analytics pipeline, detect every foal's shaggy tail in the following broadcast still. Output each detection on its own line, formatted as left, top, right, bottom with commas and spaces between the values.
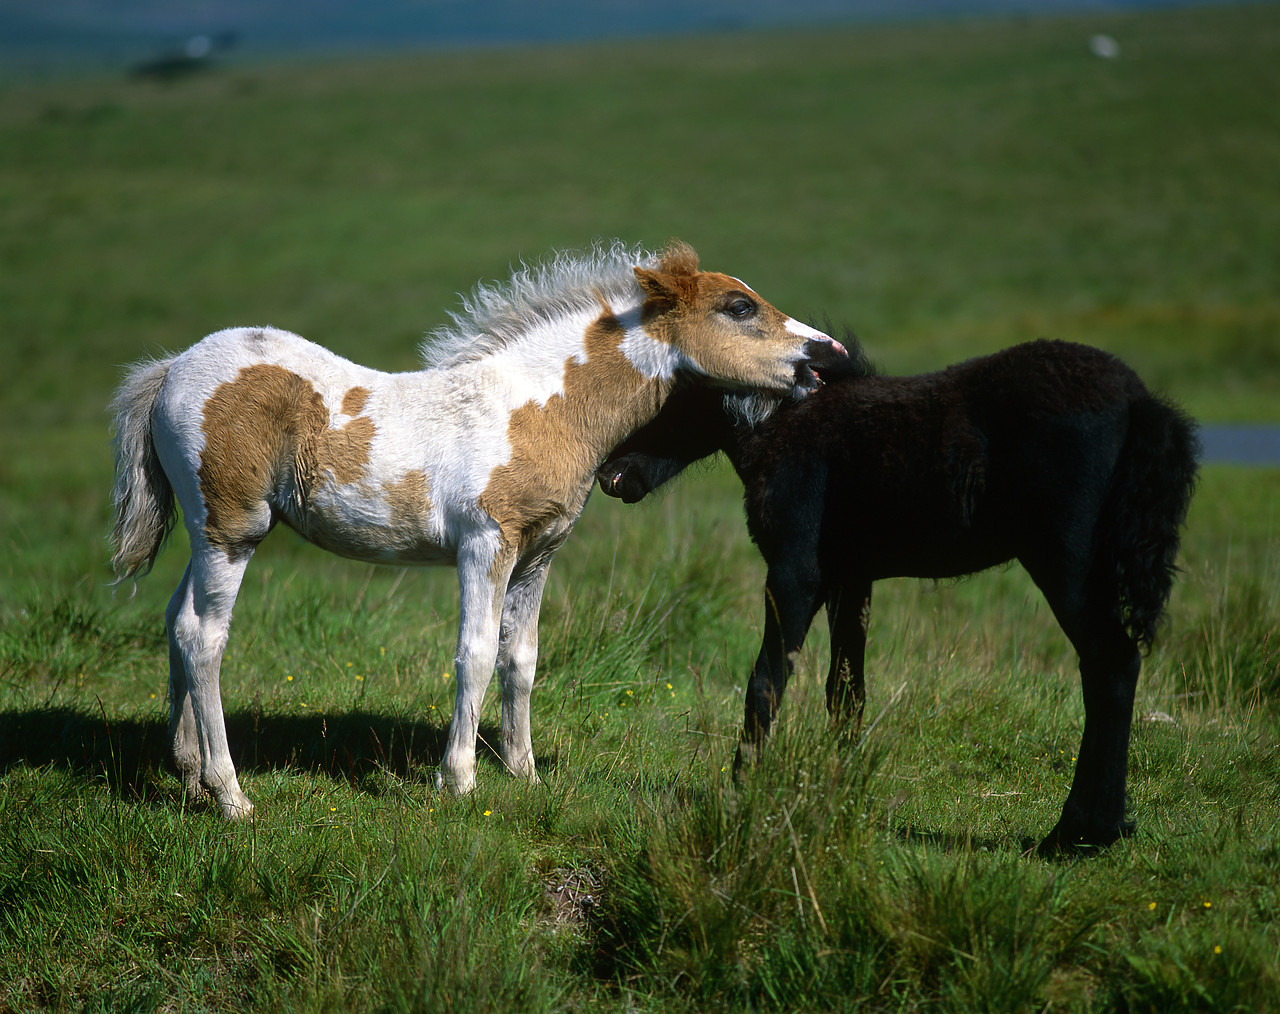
109, 357, 178, 585
1101, 393, 1200, 649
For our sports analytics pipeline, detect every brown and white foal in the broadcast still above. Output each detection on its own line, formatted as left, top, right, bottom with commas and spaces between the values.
109, 240, 846, 815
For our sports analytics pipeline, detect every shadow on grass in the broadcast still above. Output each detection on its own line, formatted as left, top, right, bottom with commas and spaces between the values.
892, 823, 1041, 857
0, 706, 539, 807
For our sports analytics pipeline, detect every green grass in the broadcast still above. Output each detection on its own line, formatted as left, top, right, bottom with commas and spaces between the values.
2, 4, 1280, 1011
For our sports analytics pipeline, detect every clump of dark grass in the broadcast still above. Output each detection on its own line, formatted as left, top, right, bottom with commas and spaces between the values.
589, 712, 1110, 1011
1104, 905, 1280, 1013
591, 719, 884, 1003
0, 594, 162, 697
876, 850, 1100, 1010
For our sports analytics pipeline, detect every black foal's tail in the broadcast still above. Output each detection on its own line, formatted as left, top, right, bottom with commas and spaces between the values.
1100, 393, 1200, 649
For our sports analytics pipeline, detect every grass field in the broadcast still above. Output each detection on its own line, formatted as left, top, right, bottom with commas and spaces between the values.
2, 4, 1279, 1011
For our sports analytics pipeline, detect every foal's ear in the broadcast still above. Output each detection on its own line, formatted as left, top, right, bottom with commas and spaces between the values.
633, 267, 680, 305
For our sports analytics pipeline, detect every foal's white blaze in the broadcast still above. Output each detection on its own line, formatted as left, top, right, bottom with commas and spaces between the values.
784, 317, 829, 340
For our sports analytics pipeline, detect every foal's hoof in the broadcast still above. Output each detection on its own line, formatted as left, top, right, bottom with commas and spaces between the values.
733, 740, 760, 775
216, 790, 256, 822
1036, 816, 1134, 859
434, 768, 476, 795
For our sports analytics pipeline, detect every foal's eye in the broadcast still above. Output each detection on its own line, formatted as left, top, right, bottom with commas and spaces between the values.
725, 297, 757, 319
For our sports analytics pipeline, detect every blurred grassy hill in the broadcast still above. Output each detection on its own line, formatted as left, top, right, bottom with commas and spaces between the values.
0, 2, 1276, 442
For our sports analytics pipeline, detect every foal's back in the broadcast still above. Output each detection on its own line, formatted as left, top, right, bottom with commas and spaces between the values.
742, 340, 1150, 580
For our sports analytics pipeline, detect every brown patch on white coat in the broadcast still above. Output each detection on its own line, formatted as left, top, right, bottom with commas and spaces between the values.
341, 385, 371, 416
380, 469, 439, 561
478, 313, 665, 572
198, 367, 408, 561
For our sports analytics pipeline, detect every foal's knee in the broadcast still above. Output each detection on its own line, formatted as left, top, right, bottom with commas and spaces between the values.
498, 637, 537, 691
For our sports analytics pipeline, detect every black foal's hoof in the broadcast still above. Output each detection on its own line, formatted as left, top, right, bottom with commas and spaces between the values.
1036, 816, 1135, 859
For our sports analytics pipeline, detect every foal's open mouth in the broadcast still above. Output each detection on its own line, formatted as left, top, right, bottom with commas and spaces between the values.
794, 361, 824, 395
793, 336, 848, 396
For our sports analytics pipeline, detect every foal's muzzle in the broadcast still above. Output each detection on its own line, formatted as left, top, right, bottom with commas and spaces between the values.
794, 335, 849, 396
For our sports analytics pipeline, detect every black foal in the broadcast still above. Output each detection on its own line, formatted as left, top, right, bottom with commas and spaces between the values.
600, 337, 1198, 856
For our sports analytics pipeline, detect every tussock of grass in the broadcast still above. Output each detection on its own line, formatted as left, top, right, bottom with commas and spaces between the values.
0, 595, 162, 696
592, 728, 885, 1005
1176, 573, 1280, 711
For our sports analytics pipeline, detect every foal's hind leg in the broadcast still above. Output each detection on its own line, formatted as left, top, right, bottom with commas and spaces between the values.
165, 562, 202, 802
1027, 561, 1141, 855
166, 544, 255, 819
826, 580, 872, 729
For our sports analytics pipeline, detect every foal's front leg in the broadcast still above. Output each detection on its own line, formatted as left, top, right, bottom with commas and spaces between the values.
735, 561, 825, 772
495, 558, 553, 781
438, 532, 515, 794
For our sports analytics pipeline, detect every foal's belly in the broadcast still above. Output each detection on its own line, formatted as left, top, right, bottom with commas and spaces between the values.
282, 474, 457, 566
285, 513, 457, 566
856, 529, 1016, 583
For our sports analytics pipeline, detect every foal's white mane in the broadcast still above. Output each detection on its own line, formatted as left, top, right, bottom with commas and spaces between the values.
420, 240, 661, 370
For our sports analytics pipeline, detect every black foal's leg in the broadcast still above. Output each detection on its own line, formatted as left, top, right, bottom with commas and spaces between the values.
735, 562, 825, 772
1039, 618, 1140, 856
1029, 563, 1142, 856
826, 580, 872, 730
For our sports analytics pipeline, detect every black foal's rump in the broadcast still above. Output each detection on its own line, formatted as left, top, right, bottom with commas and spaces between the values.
600, 338, 1198, 856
